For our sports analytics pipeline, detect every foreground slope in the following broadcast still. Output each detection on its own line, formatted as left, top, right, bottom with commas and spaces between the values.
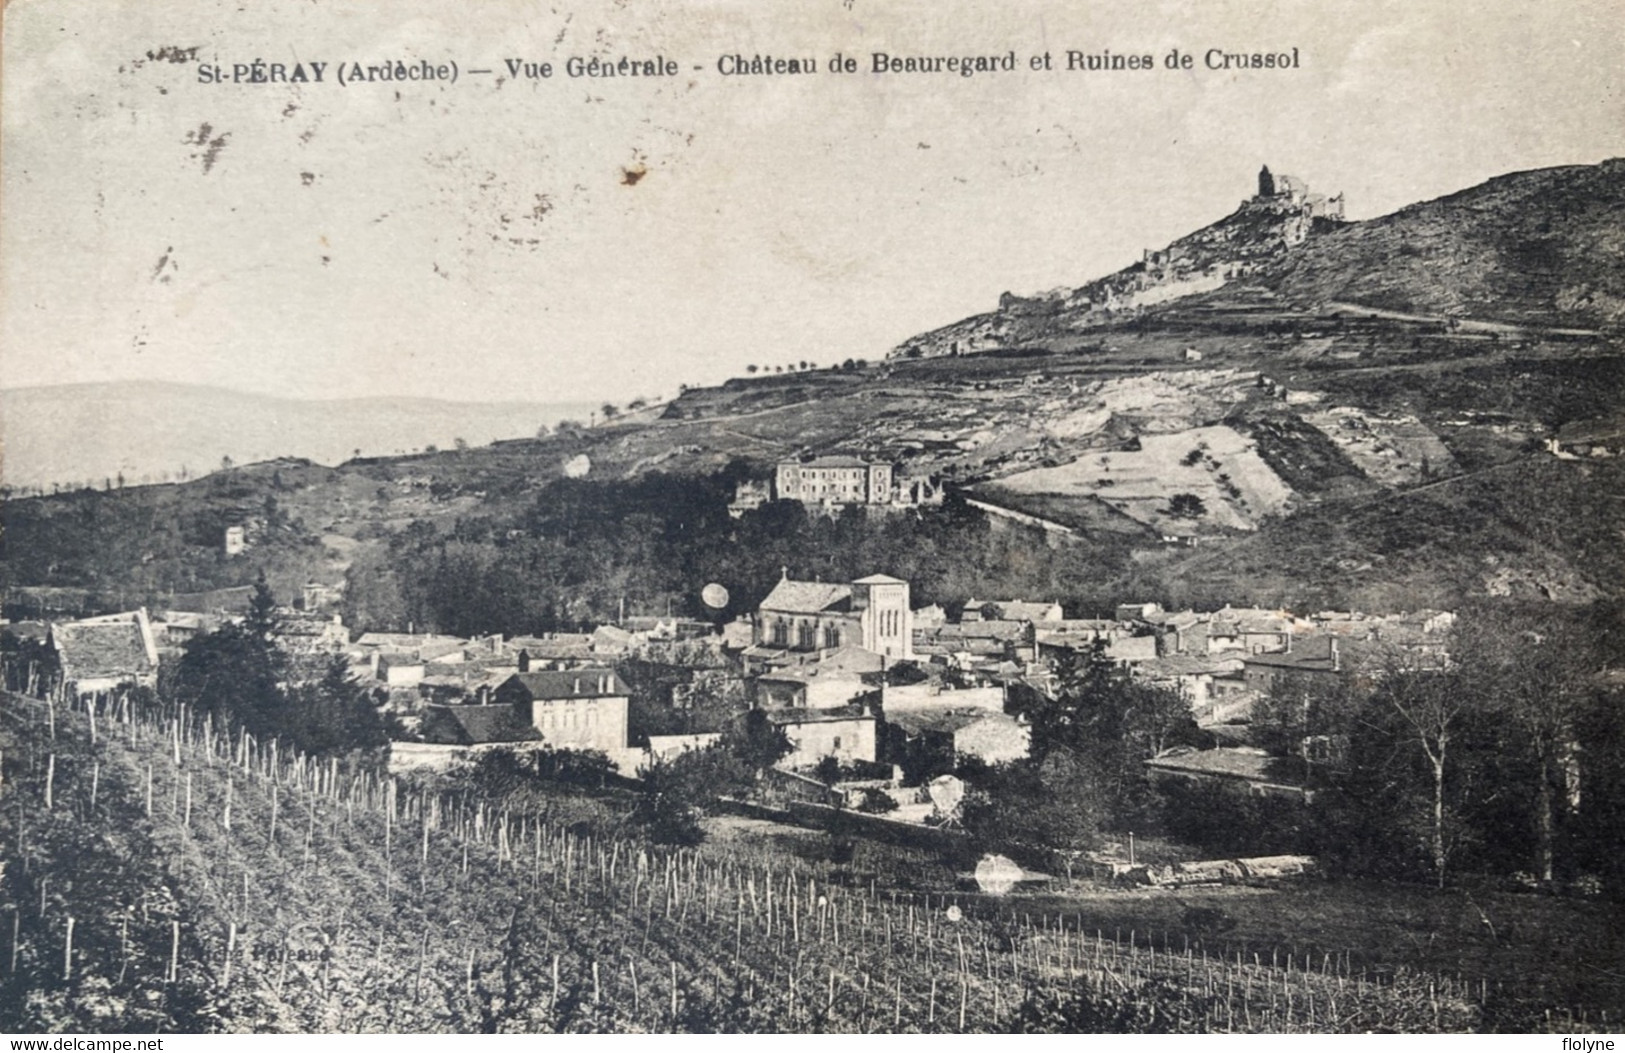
8, 691, 1622, 1032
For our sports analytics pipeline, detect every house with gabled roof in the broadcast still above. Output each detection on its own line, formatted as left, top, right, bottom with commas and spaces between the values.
1133, 653, 1246, 722
963, 599, 1064, 624
420, 702, 542, 746
492, 667, 630, 752
1206, 606, 1302, 656
882, 708, 1030, 779
762, 704, 877, 768
1241, 636, 1344, 696
755, 645, 883, 710
49, 609, 160, 696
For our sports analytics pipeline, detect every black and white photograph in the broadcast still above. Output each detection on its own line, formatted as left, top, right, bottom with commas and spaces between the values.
2, 0, 1623, 1036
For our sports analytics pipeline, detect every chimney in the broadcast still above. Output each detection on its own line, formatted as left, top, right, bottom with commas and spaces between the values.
573, 677, 581, 694
1330, 637, 1340, 672
518, 648, 531, 673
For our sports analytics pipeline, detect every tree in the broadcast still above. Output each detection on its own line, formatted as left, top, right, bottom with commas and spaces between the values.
1252, 670, 1361, 786
722, 709, 793, 774
1020, 645, 1194, 763
632, 756, 710, 845
167, 620, 285, 741
1455, 608, 1602, 884
0, 629, 59, 694
633, 743, 753, 845
961, 751, 1107, 862
746, 365, 758, 375
1166, 493, 1207, 518
1368, 664, 1469, 886
285, 654, 390, 756
813, 754, 842, 787
454, 436, 469, 451
246, 575, 278, 639
856, 787, 898, 814
462, 744, 614, 797
600, 402, 620, 421
1013, 644, 1199, 830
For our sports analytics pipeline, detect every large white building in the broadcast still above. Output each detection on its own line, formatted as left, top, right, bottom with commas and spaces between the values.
775, 457, 894, 505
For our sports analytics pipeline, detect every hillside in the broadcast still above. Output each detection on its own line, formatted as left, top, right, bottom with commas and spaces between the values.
0, 382, 594, 493
1270, 160, 1625, 328
893, 160, 1625, 362
3, 161, 1624, 623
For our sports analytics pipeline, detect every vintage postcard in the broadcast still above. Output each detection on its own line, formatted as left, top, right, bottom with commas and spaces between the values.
2, 0, 1623, 1037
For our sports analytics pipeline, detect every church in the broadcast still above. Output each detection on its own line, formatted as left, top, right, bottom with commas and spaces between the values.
753, 572, 914, 661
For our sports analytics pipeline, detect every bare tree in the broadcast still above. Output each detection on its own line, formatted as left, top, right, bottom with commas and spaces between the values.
1370, 661, 1466, 887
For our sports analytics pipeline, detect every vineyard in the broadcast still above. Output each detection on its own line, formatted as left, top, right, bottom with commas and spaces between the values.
0, 688, 1604, 1033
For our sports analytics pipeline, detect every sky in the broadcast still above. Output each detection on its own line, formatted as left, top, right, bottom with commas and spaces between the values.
3, 0, 1623, 406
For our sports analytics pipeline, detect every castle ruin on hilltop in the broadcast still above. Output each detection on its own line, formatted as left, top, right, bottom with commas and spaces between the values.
1256, 165, 1346, 223
891, 165, 1349, 359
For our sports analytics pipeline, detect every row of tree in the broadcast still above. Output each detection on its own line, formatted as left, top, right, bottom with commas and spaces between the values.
1247, 602, 1625, 890
955, 603, 1625, 895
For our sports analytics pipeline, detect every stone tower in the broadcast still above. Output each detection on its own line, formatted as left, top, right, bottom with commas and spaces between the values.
853, 574, 913, 660
1257, 165, 1276, 198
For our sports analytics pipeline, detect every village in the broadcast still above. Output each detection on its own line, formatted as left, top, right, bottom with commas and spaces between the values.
11, 509, 1458, 863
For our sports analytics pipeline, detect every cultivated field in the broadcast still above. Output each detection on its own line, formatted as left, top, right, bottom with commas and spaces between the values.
3, 689, 1617, 1033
